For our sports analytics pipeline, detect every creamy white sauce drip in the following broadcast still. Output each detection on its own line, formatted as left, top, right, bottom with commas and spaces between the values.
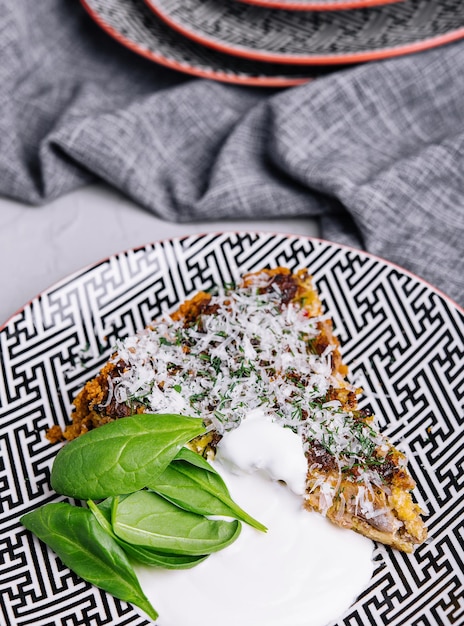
216, 408, 308, 496
136, 413, 374, 626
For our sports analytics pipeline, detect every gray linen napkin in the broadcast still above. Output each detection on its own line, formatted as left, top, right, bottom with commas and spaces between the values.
1, 0, 463, 305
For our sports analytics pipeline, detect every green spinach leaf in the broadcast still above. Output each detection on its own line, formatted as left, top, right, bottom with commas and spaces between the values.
21, 502, 158, 621
89, 498, 209, 569
149, 459, 267, 532
173, 447, 217, 472
120, 541, 209, 569
51, 414, 206, 499
112, 490, 241, 555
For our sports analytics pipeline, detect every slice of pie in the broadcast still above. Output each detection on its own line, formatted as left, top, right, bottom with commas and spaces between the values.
47, 267, 427, 552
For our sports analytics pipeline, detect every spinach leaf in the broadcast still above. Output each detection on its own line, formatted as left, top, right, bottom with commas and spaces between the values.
90, 498, 209, 570
20, 502, 158, 621
51, 414, 206, 499
149, 460, 267, 532
112, 490, 241, 555
120, 541, 209, 569
173, 447, 217, 472
117, 538, 209, 569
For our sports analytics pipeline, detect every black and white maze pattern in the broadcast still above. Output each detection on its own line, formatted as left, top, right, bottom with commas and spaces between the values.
1, 232, 463, 626
148, 0, 464, 58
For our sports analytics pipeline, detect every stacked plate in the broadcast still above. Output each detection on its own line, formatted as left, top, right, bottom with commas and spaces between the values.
81, 0, 464, 85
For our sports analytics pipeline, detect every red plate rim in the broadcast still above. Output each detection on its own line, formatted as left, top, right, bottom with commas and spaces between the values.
144, 0, 464, 65
234, 0, 403, 11
80, 0, 313, 86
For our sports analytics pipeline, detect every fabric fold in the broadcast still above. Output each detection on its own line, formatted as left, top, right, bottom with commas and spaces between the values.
0, 0, 463, 304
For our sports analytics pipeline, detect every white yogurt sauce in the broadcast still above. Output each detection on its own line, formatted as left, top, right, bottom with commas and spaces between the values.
215, 408, 309, 496
136, 412, 374, 626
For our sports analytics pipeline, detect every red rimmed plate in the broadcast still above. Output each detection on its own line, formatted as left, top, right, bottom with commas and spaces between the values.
235, 0, 403, 11
144, 0, 464, 65
80, 0, 328, 86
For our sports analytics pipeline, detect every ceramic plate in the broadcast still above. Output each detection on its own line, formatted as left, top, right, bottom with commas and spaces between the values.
1, 232, 463, 625
144, 0, 464, 64
80, 0, 326, 86
235, 0, 402, 11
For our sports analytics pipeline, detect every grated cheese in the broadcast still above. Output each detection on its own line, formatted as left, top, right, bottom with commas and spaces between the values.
106, 275, 390, 511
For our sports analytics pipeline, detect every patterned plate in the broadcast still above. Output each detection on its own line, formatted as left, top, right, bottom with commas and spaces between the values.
1, 232, 463, 626
79, 0, 324, 86
144, 0, 464, 64
235, 0, 403, 11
